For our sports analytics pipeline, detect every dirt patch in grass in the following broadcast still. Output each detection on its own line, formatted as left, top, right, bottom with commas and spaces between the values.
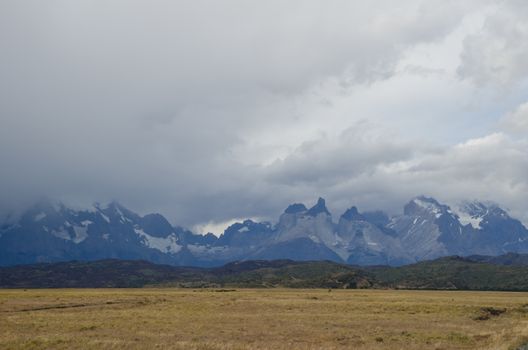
474, 307, 507, 321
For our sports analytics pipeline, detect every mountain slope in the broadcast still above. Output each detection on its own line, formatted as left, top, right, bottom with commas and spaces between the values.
0, 200, 214, 266
2, 254, 528, 290
0, 259, 374, 289
1, 196, 528, 267
369, 256, 528, 291
466, 252, 528, 266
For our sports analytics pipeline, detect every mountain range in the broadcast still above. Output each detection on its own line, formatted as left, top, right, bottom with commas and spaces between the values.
1, 196, 527, 267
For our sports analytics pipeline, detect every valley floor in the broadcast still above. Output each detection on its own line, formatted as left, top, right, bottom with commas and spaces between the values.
1, 289, 528, 349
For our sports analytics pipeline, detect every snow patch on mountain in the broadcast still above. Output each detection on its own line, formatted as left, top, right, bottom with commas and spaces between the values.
452, 201, 500, 230
50, 228, 71, 241
134, 228, 182, 254
412, 198, 442, 218
98, 212, 110, 223
454, 209, 483, 229
72, 226, 89, 243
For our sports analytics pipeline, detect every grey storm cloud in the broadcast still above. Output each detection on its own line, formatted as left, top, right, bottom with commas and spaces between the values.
1, 0, 527, 230
265, 122, 416, 186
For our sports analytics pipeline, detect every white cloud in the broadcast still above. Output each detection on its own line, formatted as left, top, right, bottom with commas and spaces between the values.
193, 217, 261, 237
458, 0, 528, 87
500, 102, 528, 133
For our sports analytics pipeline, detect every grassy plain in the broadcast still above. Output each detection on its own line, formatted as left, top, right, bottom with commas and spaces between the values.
1, 289, 528, 349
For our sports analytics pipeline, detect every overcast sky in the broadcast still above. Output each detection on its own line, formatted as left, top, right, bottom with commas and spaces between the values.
1, 0, 527, 234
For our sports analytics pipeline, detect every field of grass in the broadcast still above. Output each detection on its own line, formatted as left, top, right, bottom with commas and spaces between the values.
1, 289, 528, 349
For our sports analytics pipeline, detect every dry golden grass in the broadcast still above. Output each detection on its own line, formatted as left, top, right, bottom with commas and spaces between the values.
1, 289, 528, 349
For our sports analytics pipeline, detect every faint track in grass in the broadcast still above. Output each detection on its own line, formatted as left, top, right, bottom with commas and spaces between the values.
2, 298, 165, 313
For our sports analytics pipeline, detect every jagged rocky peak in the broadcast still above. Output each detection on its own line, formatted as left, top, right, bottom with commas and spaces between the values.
140, 213, 174, 237
223, 219, 258, 233
241, 219, 256, 226
459, 200, 508, 218
284, 203, 308, 214
278, 202, 308, 230
306, 197, 331, 217
403, 196, 450, 218
101, 201, 148, 226
3, 195, 528, 268
340, 206, 365, 221
238, 219, 272, 231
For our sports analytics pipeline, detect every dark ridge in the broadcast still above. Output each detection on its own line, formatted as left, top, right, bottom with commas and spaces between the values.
466, 252, 528, 266
284, 203, 307, 214
2, 253, 528, 290
341, 207, 365, 221
306, 197, 330, 217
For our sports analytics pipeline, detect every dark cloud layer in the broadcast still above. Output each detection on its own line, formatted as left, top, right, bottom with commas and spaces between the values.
1, 1, 527, 231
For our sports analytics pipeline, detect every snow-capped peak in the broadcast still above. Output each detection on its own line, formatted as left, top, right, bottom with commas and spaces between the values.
404, 196, 446, 219
453, 200, 509, 230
